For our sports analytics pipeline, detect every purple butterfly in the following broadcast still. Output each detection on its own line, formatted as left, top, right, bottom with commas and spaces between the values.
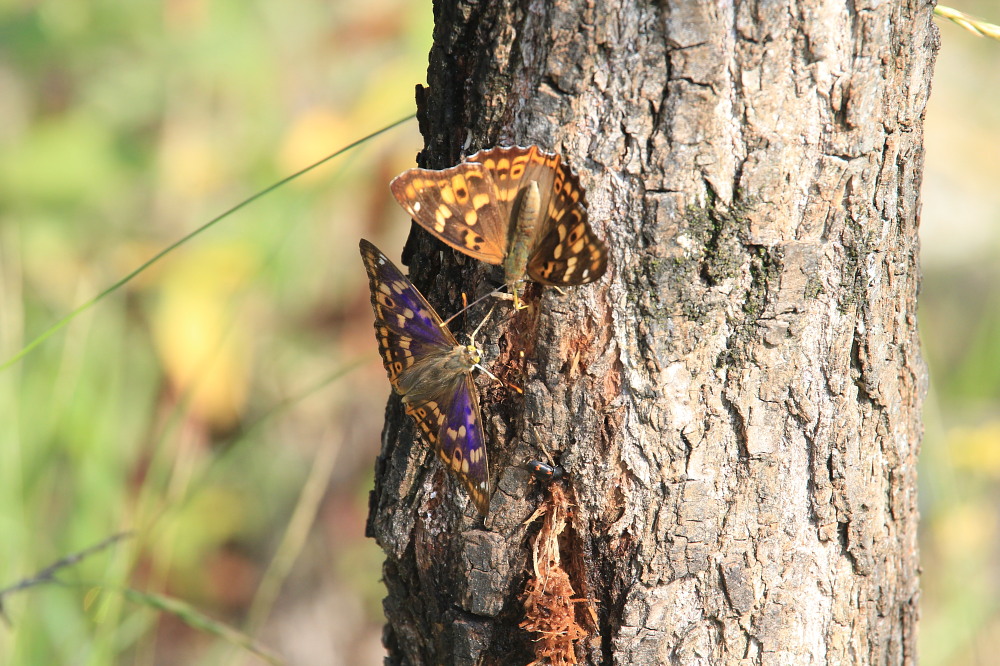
360, 239, 490, 515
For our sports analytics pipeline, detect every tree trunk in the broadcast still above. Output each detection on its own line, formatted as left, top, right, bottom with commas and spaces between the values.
367, 1, 934, 664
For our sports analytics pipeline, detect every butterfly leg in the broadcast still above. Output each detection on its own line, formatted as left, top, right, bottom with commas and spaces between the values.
469, 358, 521, 394
496, 281, 528, 310
467, 304, 495, 344
441, 286, 512, 328
465, 307, 523, 394
513, 284, 526, 310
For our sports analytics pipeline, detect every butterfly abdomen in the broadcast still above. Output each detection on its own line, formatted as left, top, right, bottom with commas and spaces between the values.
503, 180, 541, 285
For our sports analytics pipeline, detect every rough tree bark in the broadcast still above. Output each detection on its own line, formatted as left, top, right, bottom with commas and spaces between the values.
367, 1, 934, 664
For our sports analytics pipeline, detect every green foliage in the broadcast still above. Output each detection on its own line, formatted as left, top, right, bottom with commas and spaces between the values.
0, 0, 429, 663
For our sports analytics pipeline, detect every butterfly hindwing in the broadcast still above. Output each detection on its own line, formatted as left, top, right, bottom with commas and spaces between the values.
525, 156, 608, 285
436, 375, 489, 514
400, 377, 488, 515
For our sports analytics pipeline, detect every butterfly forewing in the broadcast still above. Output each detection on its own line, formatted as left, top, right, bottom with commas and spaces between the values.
389, 165, 508, 264
362, 245, 458, 391
469, 145, 556, 219
359, 239, 491, 515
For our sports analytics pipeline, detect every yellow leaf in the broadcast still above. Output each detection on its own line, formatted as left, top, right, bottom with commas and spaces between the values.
151, 244, 257, 430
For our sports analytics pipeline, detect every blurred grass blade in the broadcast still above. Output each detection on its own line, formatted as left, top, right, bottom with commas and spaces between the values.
236, 358, 366, 437
0, 113, 416, 374
0, 532, 132, 623
243, 428, 343, 639
935, 5, 1000, 40
122, 588, 284, 665
158, 358, 366, 524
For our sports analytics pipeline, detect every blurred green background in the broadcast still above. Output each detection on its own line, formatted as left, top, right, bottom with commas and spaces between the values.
920, 4, 1000, 664
0, 1, 996, 664
0, 0, 425, 663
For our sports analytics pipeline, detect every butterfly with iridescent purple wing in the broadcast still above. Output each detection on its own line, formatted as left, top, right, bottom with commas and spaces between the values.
359, 239, 490, 515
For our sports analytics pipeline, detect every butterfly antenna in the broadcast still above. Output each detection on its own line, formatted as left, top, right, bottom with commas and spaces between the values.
441, 286, 509, 328
464, 305, 524, 395
468, 304, 496, 346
